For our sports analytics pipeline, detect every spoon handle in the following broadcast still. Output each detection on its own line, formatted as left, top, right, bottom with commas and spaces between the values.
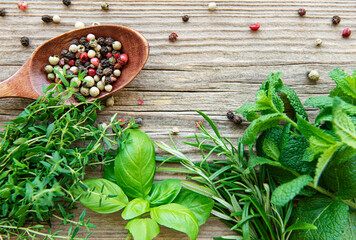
0, 58, 39, 100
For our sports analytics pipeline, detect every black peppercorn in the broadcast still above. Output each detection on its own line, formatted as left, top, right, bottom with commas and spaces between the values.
226, 111, 234, 120
65, 51, 75, 59
0, 8, 6, 17
61, 49, 69, 57
105, 37, 114, 46
96, 69, 103, 76
182, 15, 189, 22
298, 8, 306, 16
97, 37, 105, 45
75, 59, 82, 67
332, 15, 341, 25
78, 65, 86, 73
104, 76, 112, 84
71, 39, 79, 45
66, 70, 74, 76
232, 115, 242, 125
84, 62, 91, 68
63, 57, 70, 63
79, 37, 87, 45
100, 46, 108, 56
42, 15, 53, 23
84, 42, 90, 51
63, 0, 71, 6
20, 36, 30, 47
103, 67, 113, 76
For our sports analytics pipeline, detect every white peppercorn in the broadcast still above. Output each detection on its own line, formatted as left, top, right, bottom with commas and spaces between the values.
113, 69, 121, 77
73, 87, 80, 93
74, 21, 85, 29
80, 87, 90, 96
53, 15, 60, 23
92, 22, 101, 26
106, 96, 115, 106
104, 84, 113, 92
172, 127, 180, 135
71, 77, 81, 87
112, 41, 122, 50
69, 44, 78, 53
47, 73, 55, 81
70, 66, 78, 75
87, 33, 95, 41
94, 75, 100, 82
97, 81, 105, 91
78, 45, 85, 53
63, 64, 70, 71
94, 44, 101, 52
88, 50, 96, 58
44, 65, 53, 73
315, 39, 323, 46
208, 2, 216, 11
89, 87, 100, 97
308, 70, 320, 81
49, 56, 60, 65
101, 2, 109, 10
53, 65, 61, 71
84, 76, 95, 87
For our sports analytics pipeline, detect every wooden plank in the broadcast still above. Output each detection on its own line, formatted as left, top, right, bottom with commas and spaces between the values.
1, 0, 356, 239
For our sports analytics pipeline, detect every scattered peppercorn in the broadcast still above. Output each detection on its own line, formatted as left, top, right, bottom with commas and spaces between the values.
74, 21, 85, 29
0, 8, 6, 17
106, 96, 115, 106
315, 39, 323, 46
53, 15, 61, 23
20, 36, 29, 47
17, 2, 28, 10
232, 115, 243, 125
298, 8, 306, 16
331, 15, 341, 25
63, 0, 71, 6
342, 28, 351, 38
135, 118, 143, 125
208, 2, 216, 11
226, 111, 234, 120
308, 70, 320, 81
182, 15, 189, 22
101, 2, 109, 10
42, 15, 53, 23
249, 22, 260, 31
169, 33, 178, 42
172, 127, 179, 135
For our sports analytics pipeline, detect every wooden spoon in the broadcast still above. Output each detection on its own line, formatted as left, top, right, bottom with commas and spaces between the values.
0, 25, 149, 103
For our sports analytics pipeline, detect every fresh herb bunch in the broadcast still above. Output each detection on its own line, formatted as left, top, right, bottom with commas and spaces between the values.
156, 111, 315, 240
0, 70, 135, 239
73, 129, 214, 240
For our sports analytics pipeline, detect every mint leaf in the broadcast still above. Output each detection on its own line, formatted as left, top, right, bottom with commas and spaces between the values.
262, 138, 280, 161
271, 175, 312, 206
291, 195, 349, 240
329, 68, 356, 99
242, 113, 285, 145
236, 103, 272, 117
284, 222, 317, 235
340, 210, 356, 240
256, 127, 283, 158
248, 156, 281, 169
333, 107, 356, 148
314, 143, 341, 186
280, 86, 308, 120
125, 218, 160, 240
337, 157, 356, 200
304, 96, 334, 108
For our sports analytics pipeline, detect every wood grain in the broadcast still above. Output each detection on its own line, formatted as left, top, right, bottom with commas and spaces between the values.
1, 0, 355, 239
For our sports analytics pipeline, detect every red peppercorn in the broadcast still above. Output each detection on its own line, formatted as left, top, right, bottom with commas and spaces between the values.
169, 33, 178, 42
138, 99, 144, 105
106, 52, 113, 58
249, 22, 260, 31
17, 2, 28, 10
88, 68, 96, 77
342, 28, 351, 38
59, 59, 65, 67
114, 63, 122, 69
298, 8, 306, 16
68, 59, 75, 66
114, 53, 120, 60
195, 121, 203, 128
80, 52, 88, 63
90, 57, 99, 66
118, 54, 128, 65
119, 118, 125, 126
55, 78, 61, 84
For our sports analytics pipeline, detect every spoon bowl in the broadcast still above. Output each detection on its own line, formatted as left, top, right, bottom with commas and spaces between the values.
0, 25, 149, 103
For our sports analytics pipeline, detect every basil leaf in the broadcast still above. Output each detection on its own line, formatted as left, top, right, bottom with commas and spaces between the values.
173, 189, 214, 226
148, 179, 181, 207
150, 203, 199, 240
291, 195, 349, 240
114, 129, 155, 198
72, 178, 128, 214
125, 218, 160, 240
121, 198, 150, 220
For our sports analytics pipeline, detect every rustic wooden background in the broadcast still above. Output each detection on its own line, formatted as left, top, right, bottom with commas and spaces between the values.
1, 0, 356, 239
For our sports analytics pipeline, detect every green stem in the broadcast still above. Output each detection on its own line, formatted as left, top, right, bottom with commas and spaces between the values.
0, 225, 82, 239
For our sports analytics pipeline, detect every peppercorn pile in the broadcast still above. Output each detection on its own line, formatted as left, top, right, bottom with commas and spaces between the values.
44, 33, 128, 98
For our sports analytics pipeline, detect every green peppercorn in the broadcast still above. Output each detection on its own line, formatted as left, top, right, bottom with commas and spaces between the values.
89, 86, 100, 97
104, 84, 113, 92
47, 73, 55, 81
44, 65, 53, 73
42, 15, 53, 23
80, 87, 90, 96
89, 39, 98, 48
0, 8, 6, 17
20, 37, 30, 47
101, 2, 109, 10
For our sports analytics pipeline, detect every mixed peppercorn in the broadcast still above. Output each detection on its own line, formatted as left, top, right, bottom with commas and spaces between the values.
44, 34, 128, 98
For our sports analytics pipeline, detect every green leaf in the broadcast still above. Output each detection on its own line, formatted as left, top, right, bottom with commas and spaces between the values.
73, 178, 128, 214
314, 143, 341, 186
304, 96, 334, 108
329, 68, 356, 99
279, 86, 308, 120
271, 175, 312, 206
284, 222, 317, 234
172, 189, 214, 226
46, 123, 55, 138
242, 113, 285, 145
13, 138, 27, 145
262, 138, 280, 161
148, 179, 181, 207
235, 103, 272, 118
196, 110, 222, 139
125, 218, 160, 240
248, 156, 281, 169
255, 127, 283, 158
103, 160, 116, 183
333, 107, 356, 148
291, 195, 349, 240
150, 203, 199, 240
114, 129, 156, 198
340, 210, 356, 240
121, 198, 150, 220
